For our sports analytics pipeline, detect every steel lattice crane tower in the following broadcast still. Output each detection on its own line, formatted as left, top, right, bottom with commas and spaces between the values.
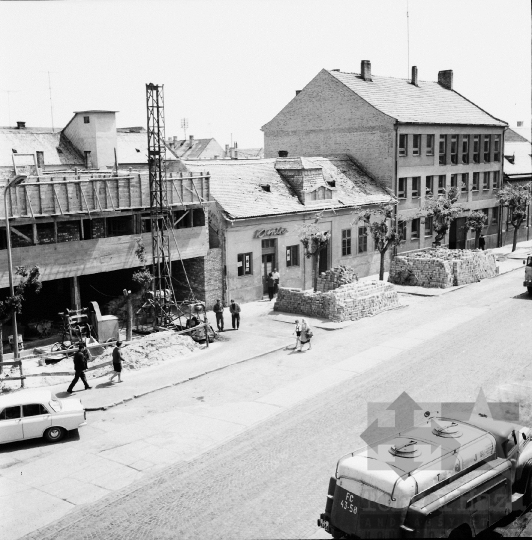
146, 83, 176, 328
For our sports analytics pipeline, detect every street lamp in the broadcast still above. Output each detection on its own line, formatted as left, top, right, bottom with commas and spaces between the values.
3, 175, 27, 361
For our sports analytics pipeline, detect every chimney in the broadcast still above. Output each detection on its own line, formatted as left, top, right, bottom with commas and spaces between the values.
189, 135, 194, 145
361, 60, 372, 81
295, 90, 301, 96
278, 150, 288, 157
438, 70, 453, 90
411, 66, 418, 86
16, 121, 26, 129
173, 136, 178, 146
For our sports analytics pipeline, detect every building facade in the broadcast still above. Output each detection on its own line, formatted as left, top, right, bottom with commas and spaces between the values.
262, 62, 507, 250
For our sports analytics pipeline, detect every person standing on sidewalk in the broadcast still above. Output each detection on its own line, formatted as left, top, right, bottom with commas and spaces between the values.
229, 299, 241, 330
294, 319, 302, 350
479, 234, 486, 250
109, 341, 124, 383
67, 342, 92, 394
267, 273, 275, 301
213, 299, 225, 332
272, 268, 280, 295
298, 319, 313, 352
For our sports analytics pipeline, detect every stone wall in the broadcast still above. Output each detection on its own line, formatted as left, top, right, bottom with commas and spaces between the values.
316, 265, 358, 292
274, 280, 399, 323
388, 248, 497, 288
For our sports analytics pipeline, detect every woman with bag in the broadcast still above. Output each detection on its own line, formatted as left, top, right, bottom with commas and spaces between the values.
298, 319, 313, 351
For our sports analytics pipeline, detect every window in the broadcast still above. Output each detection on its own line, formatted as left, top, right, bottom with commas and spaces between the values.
358, 227, 368, 253
192, 208, 205, 227
425, 176, 433, 196
237, 252, 252, 276
411, 177, 420, 198
472, 172, 479, 191
341, 229, 352, 256
492, 206, 499, 224
473, 135, 480, 163
482, 208, 490, 222
461, 173, 469, 193
412, 135, 421, 156
426, 135, 434, 156
0, 406, 21, 420
450, 135, 458, 164
398, 177, 407, 199
462, 135, 470, 164
286, 245, 300, 267
483, 172, 490, 191
84, 116, 90, 124
438, 175, 446, 194
398, 221, 407, 242
493, 171, 500, 189
399, 134, 408, 157
451, 174, 458, 189
22, 404, 48, 417
262, 239, 275, 249
308, 187, 332, 200
494, 135, 501, 161
411, 219, 420, 240
424, 217, 433, 237
483, 135, 491, 162
439, 135, 447, 165
36, 151, 44, 169
84, 150, 92, 168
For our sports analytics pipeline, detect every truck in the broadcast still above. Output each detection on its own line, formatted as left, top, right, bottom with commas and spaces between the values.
317, 415, 532, 538
524, 255, 532, 296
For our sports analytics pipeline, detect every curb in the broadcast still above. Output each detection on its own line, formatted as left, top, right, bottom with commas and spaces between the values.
84, 342, 292, 411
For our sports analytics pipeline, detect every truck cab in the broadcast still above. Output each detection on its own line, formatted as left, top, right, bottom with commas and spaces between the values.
524, 256, 532, 295
318, 416, 532, 538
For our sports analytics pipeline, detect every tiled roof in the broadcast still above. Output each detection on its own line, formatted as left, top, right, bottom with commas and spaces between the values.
505, 128, 529, 143
184, 156, 394, 219
0, 128, 84, 167
327, 70, 507, 126
504, 140, 532, 177
168, 138, 223, 160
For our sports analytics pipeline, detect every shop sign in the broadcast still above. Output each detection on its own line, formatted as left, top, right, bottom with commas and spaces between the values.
254, 227, 288, 239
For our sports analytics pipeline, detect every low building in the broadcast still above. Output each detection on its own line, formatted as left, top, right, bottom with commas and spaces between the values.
166, 135, 224, 160
184, 155, 394, 303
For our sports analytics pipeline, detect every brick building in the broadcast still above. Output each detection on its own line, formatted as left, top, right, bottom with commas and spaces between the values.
262, 61, 508, 250
184, 155, 394, 303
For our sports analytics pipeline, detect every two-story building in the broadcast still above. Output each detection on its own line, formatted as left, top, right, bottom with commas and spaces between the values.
262, 61, 508, 250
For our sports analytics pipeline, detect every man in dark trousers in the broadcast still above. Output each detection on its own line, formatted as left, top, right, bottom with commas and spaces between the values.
67, 342, 92, 394
479, 234, 486, 250
213, 299, 225, 332
229, 299, 241, 330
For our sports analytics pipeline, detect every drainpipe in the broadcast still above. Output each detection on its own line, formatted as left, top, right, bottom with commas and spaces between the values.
393, 123, 399, 257
498, 127, 506, 247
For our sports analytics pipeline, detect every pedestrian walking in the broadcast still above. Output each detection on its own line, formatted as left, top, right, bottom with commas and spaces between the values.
109, 341, 124, 383
479, 234, 486, 250
67, 342, 92, 393
272, 268, 280, 295
213, 299, 225, 332
229, 299, 241, 330
294, 319, 302, 349
298, 319, 313, 351
267, 272, 275, 301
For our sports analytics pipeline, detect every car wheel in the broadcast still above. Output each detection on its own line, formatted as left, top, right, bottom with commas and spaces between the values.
44, 426, 65, 443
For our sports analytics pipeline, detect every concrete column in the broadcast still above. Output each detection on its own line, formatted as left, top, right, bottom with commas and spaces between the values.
70, 276, 81, 310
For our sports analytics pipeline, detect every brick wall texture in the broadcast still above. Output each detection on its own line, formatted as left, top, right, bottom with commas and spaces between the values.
388, 248, 497, 288
274, 266, 399, 322
316, 265, 359, 292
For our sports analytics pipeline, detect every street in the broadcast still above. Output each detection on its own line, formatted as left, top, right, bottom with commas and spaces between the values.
2, 269, 531, 539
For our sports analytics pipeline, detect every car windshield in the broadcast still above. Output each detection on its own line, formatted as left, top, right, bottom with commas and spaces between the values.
48, 398, 62, 412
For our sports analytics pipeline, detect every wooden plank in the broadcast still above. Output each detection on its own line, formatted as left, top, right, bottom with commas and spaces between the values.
0, 361, 22, 367
11, 226, 33, 243
138, 174, 143, 207
79, 183, 92, 218
64, 177, 70, 213
105, 179, 116, 210
52, 185, 64, 214
24, 186, 34, 218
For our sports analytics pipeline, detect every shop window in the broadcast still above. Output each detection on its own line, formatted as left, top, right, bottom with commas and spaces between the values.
425, 176, 433, 196
412, 135, 421, 156
286, 245, 300, 267
494, 135, 501, 161
358, 226, 368, 253
192, 208, 205, 227
399, 134, 407, 157
107, 216, 133, 237
483, 135, 491, 163
342, 229, 351, 256
426, 134, 434, 156
438, 175, 446, 194
483, 172, 490, 191
462, 135, 469, 164
411, 219, 420, 240
473, 135, 480, 163
450, 135, 458, 164
424, 217, 433, 237
411, 177, 420, 198
398, 178, 407, 199
472, 172, 479, 191
461, 173, 469, 193
237, 252, 252, 276
439, 135, 447, 165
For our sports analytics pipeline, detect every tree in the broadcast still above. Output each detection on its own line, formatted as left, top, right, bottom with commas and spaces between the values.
420, 187, 464, 247
0, 266, 42, 372
356, 204, 402, 280
496, 182, 532, 252
463, 210, 488, 249
299, 213, 330, 292
131, 238, 154, 295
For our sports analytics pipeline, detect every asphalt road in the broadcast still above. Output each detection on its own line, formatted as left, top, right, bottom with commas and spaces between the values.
16, 271, 532, 539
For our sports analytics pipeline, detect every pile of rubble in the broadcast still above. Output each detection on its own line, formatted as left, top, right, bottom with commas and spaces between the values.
389, 248, 497, 288
316, 265, 358, 292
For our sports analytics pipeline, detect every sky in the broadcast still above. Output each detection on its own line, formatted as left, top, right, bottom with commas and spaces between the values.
0, 0, 530, 149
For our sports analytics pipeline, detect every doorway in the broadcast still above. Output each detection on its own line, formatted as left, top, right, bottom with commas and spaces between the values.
261, 239, 276, 294
318, 243, 329, 275
449, 217, 466, 249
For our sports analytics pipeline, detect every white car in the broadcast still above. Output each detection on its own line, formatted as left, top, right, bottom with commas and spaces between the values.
0, 388, 86, 444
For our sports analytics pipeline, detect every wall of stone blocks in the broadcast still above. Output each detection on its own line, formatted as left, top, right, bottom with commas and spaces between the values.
388, 248, 497, 288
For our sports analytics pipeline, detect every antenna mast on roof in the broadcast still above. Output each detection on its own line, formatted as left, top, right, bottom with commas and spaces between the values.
181, 118, 188, 140
406, 0, 410, 78
44, 71, 57, 133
